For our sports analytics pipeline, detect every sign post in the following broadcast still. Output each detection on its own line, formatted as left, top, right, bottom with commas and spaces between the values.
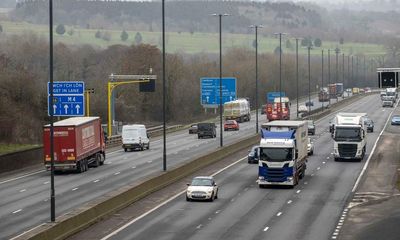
200, 77, 237, 106
47, 81, 85, 117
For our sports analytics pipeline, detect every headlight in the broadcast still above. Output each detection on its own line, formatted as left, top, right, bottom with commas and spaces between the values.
207, 190, 213, 194
287, 177, 293, 181
259, 176, 265, 180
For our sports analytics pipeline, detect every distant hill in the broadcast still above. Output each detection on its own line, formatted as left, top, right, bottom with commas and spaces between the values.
9, 0, 400, 43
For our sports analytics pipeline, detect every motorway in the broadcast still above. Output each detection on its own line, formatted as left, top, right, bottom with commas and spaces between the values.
85, 93, 394, 240
1, 94, 324, 239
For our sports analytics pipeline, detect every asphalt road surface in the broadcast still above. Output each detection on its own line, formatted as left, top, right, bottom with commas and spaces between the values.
1, 94, 326, 239
71, 93, 395, 240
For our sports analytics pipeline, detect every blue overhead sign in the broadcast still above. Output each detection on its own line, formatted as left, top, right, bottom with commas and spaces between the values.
200, 77, 237, 106
48, 81, 85, 116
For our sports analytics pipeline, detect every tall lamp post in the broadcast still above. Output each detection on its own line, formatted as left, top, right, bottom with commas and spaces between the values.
295, 38, 301, 118
335, 47, 340, 102
274, 33, 287, 118
162, 0, 167, 171
49, 0, 55, 222
307, 44, 312, 113
342, 53, 345, 94
213, 13, 229, 147
321, 49, 324, 112
250, 25, 263, 133
328, 49, 331, 105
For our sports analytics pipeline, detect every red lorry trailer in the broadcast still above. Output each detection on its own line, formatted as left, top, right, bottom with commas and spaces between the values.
43, 117, 106, 173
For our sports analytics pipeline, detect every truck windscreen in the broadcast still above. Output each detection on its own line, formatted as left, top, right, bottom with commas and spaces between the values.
334, 127, 361, 141
259, 148, 293, 162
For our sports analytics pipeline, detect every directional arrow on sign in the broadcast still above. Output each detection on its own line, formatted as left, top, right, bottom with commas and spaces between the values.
75, 104, 80, 114
53, 105, 57, 115
64, 105, 69, 114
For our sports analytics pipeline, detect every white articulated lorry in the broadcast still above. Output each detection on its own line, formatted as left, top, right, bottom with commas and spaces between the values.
258, 121, 308, 187
333, 112, 367, 161
223, 98, 251, 123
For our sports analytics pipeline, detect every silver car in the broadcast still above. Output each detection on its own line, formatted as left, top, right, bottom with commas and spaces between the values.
186, 176, 218, 202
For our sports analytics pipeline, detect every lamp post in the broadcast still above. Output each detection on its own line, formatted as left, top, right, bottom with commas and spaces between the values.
213, 13, 229, 147
342, 53, 345, 91
328, 49, 331, 105
49, 0, 55, 222
295, 38, 301, 118
250, 25, 263, 133
162, 0, 166, 171
307, 45, 312, 113
351, 55, 354, 87
321, 49, 324, 112
274, 33, 287, 118
335, 47, 340, 102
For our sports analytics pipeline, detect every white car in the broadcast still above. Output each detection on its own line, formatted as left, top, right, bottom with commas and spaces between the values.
298, 105, 308, 113
307, 137, 314, 155
186, 176, 218, 202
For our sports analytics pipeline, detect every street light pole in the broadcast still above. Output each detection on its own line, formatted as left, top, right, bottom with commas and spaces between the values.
335, 48, 340, 102
321, 49, 324, 112
296, 38, 300, 118
162, 0, 167, 171
307, 45, 312, 113
250, 25, 263, 134
328, 49, 331, 105
213, 13, 229, 147
274, 33, 286, 118
49, 0, 55, 222
342, 53, 345, 97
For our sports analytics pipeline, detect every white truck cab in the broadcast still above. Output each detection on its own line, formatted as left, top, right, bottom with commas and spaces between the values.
122, 124, 150, 151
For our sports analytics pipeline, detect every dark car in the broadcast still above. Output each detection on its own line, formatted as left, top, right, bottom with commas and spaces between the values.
307, 120, 315, 135
305, 101, 314, 107
391, 115, 400, 125
197, 123, 217, 139
188, 124, 198, 134
364, 118, 374, 132
248, 145, 259, 164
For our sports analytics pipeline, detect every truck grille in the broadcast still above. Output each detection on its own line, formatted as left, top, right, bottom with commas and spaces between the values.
260, 163, 292, 182
338, 144, 357, 158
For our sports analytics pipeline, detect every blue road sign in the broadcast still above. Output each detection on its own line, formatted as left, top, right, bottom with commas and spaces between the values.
47, 81, 85, 116
200, 77, 237, 106
48, 81, 85, 95
48, 95, 85, 116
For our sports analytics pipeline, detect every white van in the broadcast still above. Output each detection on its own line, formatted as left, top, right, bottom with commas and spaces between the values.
121, 124, 150, 151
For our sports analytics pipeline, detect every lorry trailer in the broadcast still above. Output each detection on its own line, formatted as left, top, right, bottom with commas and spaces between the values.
43, 117, 106, 173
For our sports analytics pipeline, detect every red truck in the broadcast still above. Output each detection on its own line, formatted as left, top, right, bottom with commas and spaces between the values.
43, 117, 106, 173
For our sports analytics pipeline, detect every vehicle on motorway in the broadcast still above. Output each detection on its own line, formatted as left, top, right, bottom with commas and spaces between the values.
43, 117, 106, 173
380, 91, 387, 100
307, 120, 316, 135
391, 115, 400, 125
318, 89, 330, 102
224, 120, 239, 131
248, 145, 259, 164
386, 87, 398, 101
382, 97, 394, 107
261, 104, 267, 114
266, 95, 290, 121
122, 124, 150, 151
307, 137, 314, 155
298, 105, 308, 113
258, 121, 308, 187
329, 117, 335, 134
186, 176, 218, 201
346, 88, 352, 93
329, 83, 344, 98
364, 117, 374, 132
352, 88, 360, 94
333, 113, 367, 161
364, 87, 372, 93
188, 124, 198, 134
223, 98, 251, 123
305, 101, 314, 107
197, 122, 216, 138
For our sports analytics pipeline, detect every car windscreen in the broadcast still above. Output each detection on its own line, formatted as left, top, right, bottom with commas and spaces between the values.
334, 127, 361, 141
191, 178, 213, 186
198, 124, 213, 130
259, 148, 293, 162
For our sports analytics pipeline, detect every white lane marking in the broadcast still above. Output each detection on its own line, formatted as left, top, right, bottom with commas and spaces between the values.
304, 182, 308, 185
12, 209, 22, 214
311, 174, 315, 176
99, 157, 247, 240
114, 172, 121, 175
287, 200, 292, 204
131, 166, 136, 169
327, 157, 330, 159
322, 161, 326, 164
230, 198, 235, 202
215, 210, 221, 214
147, 160, 153, 163
352, 99, 398, 193
276, 212, 282, 217
296, 190, 301, 194
94, 179, 100, 183
263, 226, 269, 232
123, 157, 128, 160
317, 167, 321, 170
44, 181, 49, 185
0, 170, 46, 185
196, 224, 202, 229
19, 189, 26, 193
72, 188, 78, 191
10, 223, 46, 240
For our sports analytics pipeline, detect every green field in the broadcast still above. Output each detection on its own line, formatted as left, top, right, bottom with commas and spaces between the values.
0, 143, 41, 155
0, 20, 386, 56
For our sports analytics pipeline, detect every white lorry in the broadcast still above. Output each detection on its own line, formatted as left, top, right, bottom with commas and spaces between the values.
385, 88, 398, 103
223, 98, 251, 123
333, 113, 367, 161
258, 121, 308, 187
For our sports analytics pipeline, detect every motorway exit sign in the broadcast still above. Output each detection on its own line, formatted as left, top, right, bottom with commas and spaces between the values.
200, 77, 237, 106
47, 81, 85, 116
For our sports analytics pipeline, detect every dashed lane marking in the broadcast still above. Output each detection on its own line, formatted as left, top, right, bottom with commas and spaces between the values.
12, 209, 22, 214
263, 226, 269, 232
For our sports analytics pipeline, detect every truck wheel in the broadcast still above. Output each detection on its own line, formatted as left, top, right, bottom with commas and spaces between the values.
141, 145, 144, 151
84, 160, 89, 171
94, 154, 101, 168
124, 148, 127, 152
77, 162, 84, 173
100, 154, 105, 166
146, 143, 150, 150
